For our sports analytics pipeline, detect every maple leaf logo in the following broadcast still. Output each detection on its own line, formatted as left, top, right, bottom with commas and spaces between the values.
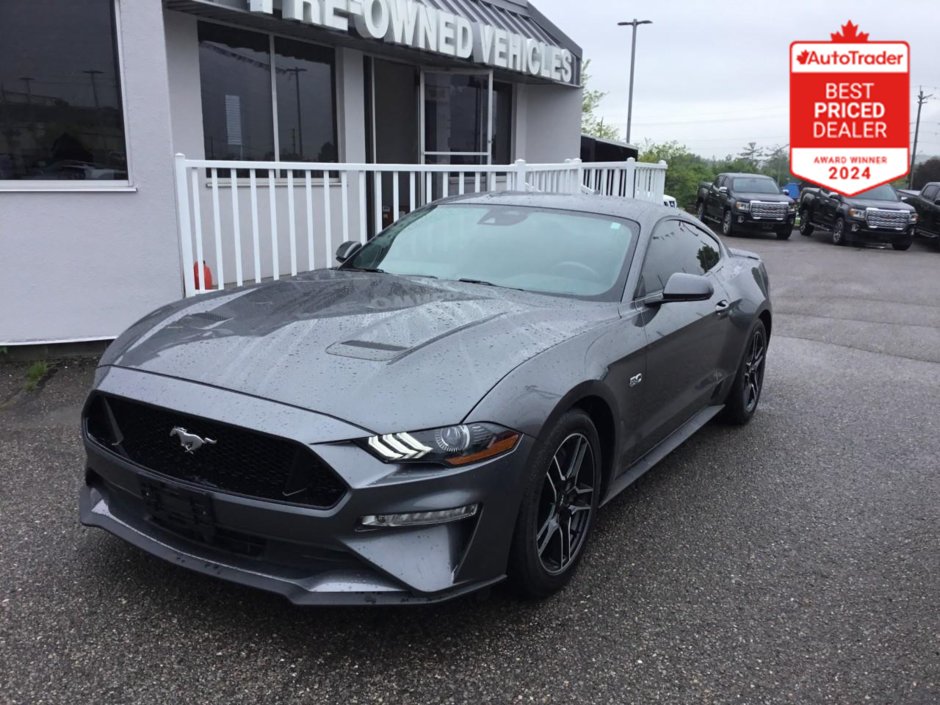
796, 49, 810, 65
831, 20, 869, 42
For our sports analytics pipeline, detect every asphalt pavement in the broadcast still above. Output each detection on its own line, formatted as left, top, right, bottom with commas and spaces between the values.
1, 230, 938, 704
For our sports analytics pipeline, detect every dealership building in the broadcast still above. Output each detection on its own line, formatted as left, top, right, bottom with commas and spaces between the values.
0, 0, 593, 345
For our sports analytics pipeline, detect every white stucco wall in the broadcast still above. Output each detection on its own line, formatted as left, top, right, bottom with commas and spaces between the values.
0, 0, 181, 345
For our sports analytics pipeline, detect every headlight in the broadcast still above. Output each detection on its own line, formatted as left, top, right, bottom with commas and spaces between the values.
910, 212, 918, 223
359, 423, 520, 466
788, 203, 797, 212
734, 201, 750, 212
847, 207, 866, 219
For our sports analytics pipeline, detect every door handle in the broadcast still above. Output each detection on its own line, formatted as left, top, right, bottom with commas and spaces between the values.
715, 300, 731, 317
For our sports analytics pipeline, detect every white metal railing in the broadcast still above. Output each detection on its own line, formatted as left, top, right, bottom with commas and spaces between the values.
174, 155, 668, 296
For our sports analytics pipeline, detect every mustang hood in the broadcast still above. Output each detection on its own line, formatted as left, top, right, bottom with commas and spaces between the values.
102, 270, 619, 434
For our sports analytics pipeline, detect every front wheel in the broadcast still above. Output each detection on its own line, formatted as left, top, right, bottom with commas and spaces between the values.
832, 217, 847, 246
892, 238, 912, 251
722, 320, 768, 426
696, 201, 707, 221
776, 226, 792, 240
799, 209, 814, 236
721, 210, 735, 237
508, 410, 601, 599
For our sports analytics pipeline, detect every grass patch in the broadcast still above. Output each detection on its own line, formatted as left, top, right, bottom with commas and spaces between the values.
25, 361, 52, 392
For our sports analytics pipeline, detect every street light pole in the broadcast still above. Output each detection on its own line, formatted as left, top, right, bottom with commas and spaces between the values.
617, 19, 652, 145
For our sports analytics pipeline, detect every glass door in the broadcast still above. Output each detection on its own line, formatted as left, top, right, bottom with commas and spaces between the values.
421, 70, 493, 165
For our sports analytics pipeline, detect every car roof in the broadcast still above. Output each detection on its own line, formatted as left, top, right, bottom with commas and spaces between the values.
433, 191, 678, 230
722, 173, 775, 179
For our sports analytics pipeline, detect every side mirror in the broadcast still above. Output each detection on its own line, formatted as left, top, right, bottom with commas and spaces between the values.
335, 241, 362, 263
781, 188, 789, 195
718, 186, 729, 195
934, 197, 940, 205
657, 273, 714, 304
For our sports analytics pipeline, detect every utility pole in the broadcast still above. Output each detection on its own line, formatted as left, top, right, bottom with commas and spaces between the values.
909, 87, 932, 187
83, 70, 103, 110
617, 19, 652, 145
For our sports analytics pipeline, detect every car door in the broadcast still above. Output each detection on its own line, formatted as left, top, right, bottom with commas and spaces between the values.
707, 176, 725, 220
632, 219, 733, 456
919, 184, 940, 234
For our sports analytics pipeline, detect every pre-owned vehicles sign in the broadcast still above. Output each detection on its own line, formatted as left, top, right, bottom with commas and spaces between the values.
790, 22, 909, 196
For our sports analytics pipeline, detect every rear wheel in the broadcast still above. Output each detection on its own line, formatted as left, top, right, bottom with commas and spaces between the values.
508, 410, 601, 599
892, 238, 912, 251
832, 217, 847, 246
721, 210, 735, 237
799, 209, 814, 236
722, 321, 767, 426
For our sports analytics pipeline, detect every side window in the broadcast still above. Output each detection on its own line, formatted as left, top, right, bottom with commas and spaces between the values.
922, 184, 938, 201
636, 221, 720, 298
681, 222, 722, 273
713, 176, 722, 188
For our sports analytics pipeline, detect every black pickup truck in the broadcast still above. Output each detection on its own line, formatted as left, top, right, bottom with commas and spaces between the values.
696, 173, 795, 239
899, 182, 940, 241
798, 184, 917, 249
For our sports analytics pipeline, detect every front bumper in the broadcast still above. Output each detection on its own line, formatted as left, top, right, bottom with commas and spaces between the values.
734, 211, 795, 231
846, 222, 914, 242
79, 367, 534, 605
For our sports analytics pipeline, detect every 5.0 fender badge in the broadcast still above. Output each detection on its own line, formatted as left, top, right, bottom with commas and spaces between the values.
629, 374, 644, 388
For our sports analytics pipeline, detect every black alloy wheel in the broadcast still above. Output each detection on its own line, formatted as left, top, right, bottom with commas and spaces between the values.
722, 320, 768, 425
832, 217, 847, 246
508, 410, 600, 598
799, 209, 814, 236
722, 210, 735, 237
892, 238, 912, 251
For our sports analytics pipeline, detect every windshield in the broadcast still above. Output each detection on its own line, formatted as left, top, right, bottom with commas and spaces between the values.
732, 177, 780, 194
854, 184, 899, 201
344, 204, 638, 301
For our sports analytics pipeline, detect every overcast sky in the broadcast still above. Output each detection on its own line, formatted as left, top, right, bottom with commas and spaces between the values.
533, 0, 940, 159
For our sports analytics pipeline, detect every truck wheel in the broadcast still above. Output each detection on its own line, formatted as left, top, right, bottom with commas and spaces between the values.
696, 202, 706, 221
892, 238, 912, 251
832, 217, 847, 246
721, 210, 735, 237
776, 226, 792, 240
799, 209, 814, 236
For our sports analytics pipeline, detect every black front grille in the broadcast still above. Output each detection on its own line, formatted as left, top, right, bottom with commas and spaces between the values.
85, 394, 346, 509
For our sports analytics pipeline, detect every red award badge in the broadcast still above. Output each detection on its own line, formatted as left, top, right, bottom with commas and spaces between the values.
790, 21, 910, 196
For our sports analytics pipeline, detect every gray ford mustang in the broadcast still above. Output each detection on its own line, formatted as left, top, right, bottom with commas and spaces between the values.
80, 192, 772, 604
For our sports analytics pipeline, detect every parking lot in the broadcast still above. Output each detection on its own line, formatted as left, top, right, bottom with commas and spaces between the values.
1, 232, 937, 705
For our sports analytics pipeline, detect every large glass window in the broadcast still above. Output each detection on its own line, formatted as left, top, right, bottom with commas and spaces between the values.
0, 0, 127, 181
198, 23, 337, 165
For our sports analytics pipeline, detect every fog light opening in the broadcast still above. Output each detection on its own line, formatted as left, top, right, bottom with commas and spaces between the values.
360, 504, 479, 529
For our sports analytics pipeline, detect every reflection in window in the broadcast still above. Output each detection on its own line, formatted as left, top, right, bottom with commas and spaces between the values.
198, 23, 337, 165
0, 0, 127, 180
424, 73, 488, 165
637, 221, 721, 297
492, 82, 513, 164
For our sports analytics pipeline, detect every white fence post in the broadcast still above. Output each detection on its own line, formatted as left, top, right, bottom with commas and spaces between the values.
624, 157, 637, 200
514, 159, 527, 191
174, 153, 196, 297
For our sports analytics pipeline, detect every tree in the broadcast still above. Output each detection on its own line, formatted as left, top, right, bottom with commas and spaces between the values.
639, 140, 713, 209
911, 157, 940, 189
581, 60, 622, 141
737, 142, 765, 170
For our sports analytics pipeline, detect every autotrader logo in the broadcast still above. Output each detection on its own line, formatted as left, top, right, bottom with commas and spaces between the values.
796, 49, 905, 67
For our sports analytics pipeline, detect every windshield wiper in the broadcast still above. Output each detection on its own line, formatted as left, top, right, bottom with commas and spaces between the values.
457, 278, 496, 286
343, 266, 385, 273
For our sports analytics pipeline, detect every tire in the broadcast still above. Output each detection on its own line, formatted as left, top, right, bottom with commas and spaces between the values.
508, 409, 601, 599
776, 227, 792, 240
832, 217, 847, 246
722, 320, 768, 426
721, 209, 735, 237
696, 201, 706, 221
892, 238, 912, 251
799, 209, 814, 236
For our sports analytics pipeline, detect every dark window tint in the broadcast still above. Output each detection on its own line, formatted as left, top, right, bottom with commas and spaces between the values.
199, 24, 275, 161
637, 220, 721, 297
492, 82, 513, 164
0, 0, 126, 181
274, 38, 336, 163
424, 73, 488, 164
921, 184, 938, 201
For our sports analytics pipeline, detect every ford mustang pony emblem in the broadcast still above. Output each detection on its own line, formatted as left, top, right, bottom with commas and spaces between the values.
169, 426, 217, 454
